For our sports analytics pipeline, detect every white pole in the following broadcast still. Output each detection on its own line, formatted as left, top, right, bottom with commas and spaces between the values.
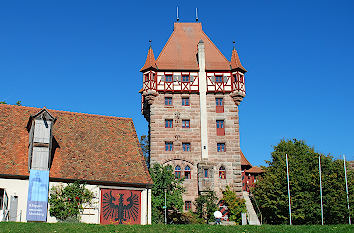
176, 7, 179, 21
319, 155, 324, 225
286, 154, 292, 225
164, 189, 167, 224
343, 155, 352, 225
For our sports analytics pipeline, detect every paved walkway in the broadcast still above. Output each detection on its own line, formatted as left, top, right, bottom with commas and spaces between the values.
243, 191, 261, 225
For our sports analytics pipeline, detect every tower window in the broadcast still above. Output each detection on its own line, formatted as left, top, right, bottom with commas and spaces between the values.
165, 75, 173, 82
204, 169, 209, 178
216, 120, 225, 136
165, 142, 173, 151
184, 165, 191, 179
182, 120, 190, 128
185, 201, 192, 211
217, 143, 225, 152
175, 165, 181, 179
182, 75, 190, 82
165, 97, 172, 106
182, 143, 190, 152
182, 97, 190, 106
165, 119, 173, 128
215, 76, 223, 83
216, 98, 224, 113
219, 166, 226, 179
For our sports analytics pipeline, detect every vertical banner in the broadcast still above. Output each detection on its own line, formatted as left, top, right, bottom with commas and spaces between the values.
26, 170, 49, 222
100, 189, 141, 225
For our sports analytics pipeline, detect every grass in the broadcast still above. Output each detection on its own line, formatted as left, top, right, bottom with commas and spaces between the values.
0, 222, 353, 233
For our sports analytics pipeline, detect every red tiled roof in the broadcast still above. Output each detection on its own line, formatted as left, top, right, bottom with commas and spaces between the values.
231, 47, 247, 73
0, 104, 152, 186
241, 150, 252, 167
245, 166, 264, 174
156, 22, 230, 71
140, 46, 157, 72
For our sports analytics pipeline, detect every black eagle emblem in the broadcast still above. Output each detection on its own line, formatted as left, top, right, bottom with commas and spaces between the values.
102, 191, 139, 224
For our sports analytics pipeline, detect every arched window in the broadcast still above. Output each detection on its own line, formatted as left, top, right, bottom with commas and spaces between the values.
184, 165, 191, 179
219, 166, 226, 179
175, 165, 181, 179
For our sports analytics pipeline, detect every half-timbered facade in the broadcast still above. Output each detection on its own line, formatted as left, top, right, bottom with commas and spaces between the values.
140, 22, 247, 209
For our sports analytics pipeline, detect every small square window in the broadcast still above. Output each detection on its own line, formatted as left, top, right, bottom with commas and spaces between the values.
165, 75, 173, 82
204, 169, 208, 178
185, 201, 192, 211
182, 75, 190, 82
217, 143, 225, 152
182, 143, 190, 152
182, 120, 190, 128
165, 119, 173, 128
215, 76, 223, 83
165, 142, 173, 151
165, 97, 172, 106
182, 97, 190, 106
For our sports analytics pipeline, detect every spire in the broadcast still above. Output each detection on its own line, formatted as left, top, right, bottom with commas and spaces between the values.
140, 42, 158, 72
230, 42, 247, 73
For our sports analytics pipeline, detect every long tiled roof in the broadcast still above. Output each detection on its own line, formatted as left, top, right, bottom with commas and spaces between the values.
156, 22, 230, 71
245, 166, 264, 174
0, 104, 152, 186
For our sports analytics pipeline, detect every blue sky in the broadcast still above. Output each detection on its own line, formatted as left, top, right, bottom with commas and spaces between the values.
1, 1, 353, 165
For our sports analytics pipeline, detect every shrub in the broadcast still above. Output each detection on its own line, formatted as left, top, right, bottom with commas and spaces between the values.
222, 186, 246, 224
49, 182, 94, 222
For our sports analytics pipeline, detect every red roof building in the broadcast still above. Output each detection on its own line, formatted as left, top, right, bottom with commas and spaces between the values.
0, 104, 152, 224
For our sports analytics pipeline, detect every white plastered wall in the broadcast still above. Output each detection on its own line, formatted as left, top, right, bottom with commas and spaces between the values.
0, 178, 151, 224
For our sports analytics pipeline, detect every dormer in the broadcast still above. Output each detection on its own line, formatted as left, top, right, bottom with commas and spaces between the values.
27, 108, 56, 171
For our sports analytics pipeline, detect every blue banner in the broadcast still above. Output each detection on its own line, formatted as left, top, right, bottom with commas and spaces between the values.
26, 170, 49, 222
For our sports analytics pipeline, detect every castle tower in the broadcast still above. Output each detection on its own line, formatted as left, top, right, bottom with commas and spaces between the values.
140, 22, 246, 209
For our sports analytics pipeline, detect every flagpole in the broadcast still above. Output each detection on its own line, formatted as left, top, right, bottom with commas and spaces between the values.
319, 155, 324, 225
343, 154, 352, 225
286, 154, 292, 225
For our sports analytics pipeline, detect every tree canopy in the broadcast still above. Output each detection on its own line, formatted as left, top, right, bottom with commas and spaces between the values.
253, 139, 353, 224
149, 163, 184, 224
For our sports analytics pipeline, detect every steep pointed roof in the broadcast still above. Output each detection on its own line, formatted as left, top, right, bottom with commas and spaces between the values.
241, 150, 252, 167
156, 22, 230, 71
140, 46, 157, 72
231, 47, 247, 73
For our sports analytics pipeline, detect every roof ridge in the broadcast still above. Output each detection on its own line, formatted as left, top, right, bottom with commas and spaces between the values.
0, 104, 132, 121
200, 30, 230, 65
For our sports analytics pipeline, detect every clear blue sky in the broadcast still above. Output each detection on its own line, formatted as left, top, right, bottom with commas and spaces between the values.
1, 1, 353, 165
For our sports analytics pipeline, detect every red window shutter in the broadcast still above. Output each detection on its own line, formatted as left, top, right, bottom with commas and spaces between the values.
216, 106, 224, 113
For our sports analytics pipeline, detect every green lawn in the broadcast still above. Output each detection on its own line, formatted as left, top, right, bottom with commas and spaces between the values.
0, 222, 353, 233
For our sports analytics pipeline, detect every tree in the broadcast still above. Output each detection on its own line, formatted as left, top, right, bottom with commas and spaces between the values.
149, 163, 184, 224
195, 191, 218, 223
0, 101, 7, 104
253, 139, 354, 224
49, 182, 94, 222
222, 186, 246, 224
140, 135, 150, 168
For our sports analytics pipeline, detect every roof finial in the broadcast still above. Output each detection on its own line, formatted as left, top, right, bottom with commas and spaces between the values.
149, 40, 152, 48
177, 6, 179, 21
233, 41, 236, 49
196, 8, 199, 22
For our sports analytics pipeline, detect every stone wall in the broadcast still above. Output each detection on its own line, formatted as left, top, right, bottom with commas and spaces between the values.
148, 91, 242, 209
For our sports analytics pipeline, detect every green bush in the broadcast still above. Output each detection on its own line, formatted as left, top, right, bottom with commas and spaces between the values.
194, 191, 218, 223
222, 186, 246, 224
49, 182, 94, 222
